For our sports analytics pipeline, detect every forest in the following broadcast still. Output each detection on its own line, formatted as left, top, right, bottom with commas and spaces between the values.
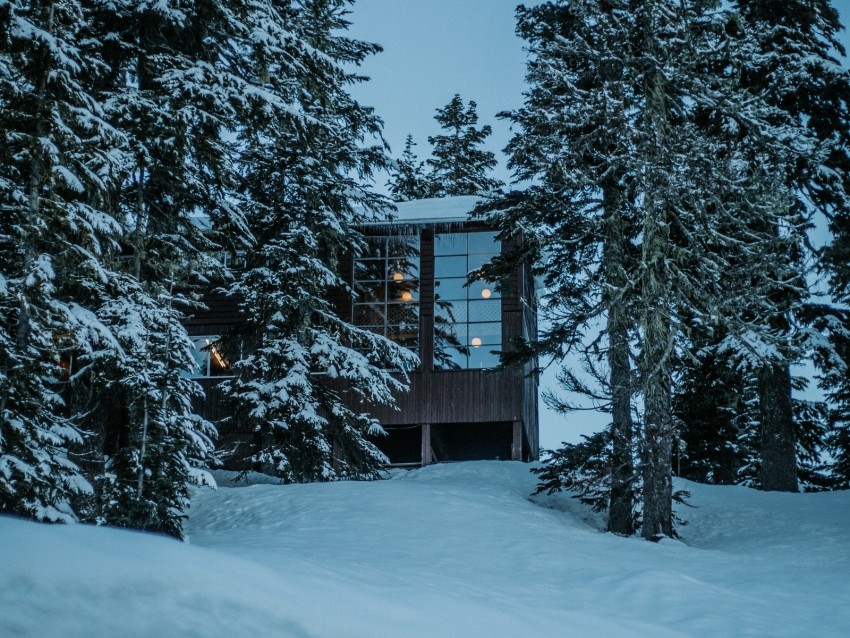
2, 0, 850, 543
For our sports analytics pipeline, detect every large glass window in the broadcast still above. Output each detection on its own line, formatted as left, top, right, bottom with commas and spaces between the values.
434, 231, 501, 369
353, 235, 421, 358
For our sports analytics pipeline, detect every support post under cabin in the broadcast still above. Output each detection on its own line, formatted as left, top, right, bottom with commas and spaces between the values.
421, 423, 432, 466
512, 420, 523, 461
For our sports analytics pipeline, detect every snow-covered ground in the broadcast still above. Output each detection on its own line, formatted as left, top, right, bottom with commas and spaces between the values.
2, 461, 848, 637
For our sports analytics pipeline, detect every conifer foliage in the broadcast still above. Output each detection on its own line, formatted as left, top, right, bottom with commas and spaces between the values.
493, 0, 821, 538
221, 0, 413, 483
0, 0, 126, 522
0, 0, 401, 535
427, 94, 503, 197
387, 94, 503, 201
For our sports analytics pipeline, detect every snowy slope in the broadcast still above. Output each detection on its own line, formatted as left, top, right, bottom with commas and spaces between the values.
2, 461, 848, 637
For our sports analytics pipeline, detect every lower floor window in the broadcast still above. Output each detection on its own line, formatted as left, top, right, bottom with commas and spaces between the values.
187, 335, 231, 377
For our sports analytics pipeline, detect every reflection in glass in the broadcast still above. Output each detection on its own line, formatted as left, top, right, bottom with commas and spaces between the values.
353, 234, 421, 360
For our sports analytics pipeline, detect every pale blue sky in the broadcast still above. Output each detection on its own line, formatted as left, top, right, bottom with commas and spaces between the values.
347, 1, 850, 449
347, 0, 530, 189
349, 0, 850, 190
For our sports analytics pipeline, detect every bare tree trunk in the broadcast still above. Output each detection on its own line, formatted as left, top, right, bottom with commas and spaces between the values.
640, 67, 675, 540
640, 210, 674, 539
758, 363, 798, 492
604, 183, 634, 536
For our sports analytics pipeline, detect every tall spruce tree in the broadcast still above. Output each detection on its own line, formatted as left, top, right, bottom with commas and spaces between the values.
727, 0, 850, 491
221, 0, 415, 482
735, 0, 850, 490
0, 0, 129, 522
493, 0, 817, 538
427, 94, 503, 197
387, 134, 432, 201
80, 0, 252, 535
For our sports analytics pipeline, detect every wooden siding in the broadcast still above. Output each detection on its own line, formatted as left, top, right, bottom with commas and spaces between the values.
325, 366, 527, 426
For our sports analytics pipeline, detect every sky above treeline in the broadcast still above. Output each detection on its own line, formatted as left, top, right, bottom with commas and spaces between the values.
348, 0, 850, 193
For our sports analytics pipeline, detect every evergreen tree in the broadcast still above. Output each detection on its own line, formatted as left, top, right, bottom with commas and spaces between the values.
221, 0, 415, 482
0, 0, 128, 522
387, 134, 432, 201
90, 276, 216, 538
734, 0, 850, 492
493, 0, 817, 538
79, 0, 251, 535
427, 94, 503, 197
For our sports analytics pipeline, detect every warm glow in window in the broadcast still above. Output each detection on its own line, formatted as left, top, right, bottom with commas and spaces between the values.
353, 235, 421, 360
434, 231, 502, 370
188, 336, 232, 377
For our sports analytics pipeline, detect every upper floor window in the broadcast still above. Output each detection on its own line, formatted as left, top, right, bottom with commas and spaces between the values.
434, 231, 501, 369
352, 235, 421, 359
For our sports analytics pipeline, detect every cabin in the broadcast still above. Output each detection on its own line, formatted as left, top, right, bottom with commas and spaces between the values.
184, 196, 539, 467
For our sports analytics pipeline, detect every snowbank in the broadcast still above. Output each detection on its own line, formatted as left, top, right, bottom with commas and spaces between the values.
2, 461, 848, 637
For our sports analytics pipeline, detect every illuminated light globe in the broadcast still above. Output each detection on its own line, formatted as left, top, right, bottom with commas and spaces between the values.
471, 337, 482, 347
481, 288, 492, 299
393, 272, 404, 281
401, 291, 413, 302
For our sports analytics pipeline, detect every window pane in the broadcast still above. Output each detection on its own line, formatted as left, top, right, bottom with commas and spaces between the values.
468, 321, 501, 346
468, 252, 494, 273
387, 257, 419, 282
354, 304, 386, 327
467, 231, 499, 255
468, 300, 501, 323
354, 259, 384, 282
387, 235, 420, 259
434, 277, 467, 301
468, 347, 500, 370
435, 255, 468, 279
209, 342, 231, 376
434, 233, 466, 256
355, 280, 385, 304
189, 337, 209, 376
468, 278, 499, 300
387, 303, 419, 326
388, 278, 419, 303
435, 300, 467, 324
361, 237, 385, 259
434, 345, 468, 370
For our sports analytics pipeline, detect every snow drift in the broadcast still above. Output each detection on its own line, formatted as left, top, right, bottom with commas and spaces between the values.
2, 461, 848, 637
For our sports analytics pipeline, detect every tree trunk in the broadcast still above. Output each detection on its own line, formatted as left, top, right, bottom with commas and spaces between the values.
640, 212, 674, 539
758, 363, 798, 492
640, 60, 675, 541
604, 183, 634, 536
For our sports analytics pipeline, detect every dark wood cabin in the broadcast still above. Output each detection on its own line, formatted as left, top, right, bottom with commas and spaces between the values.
183, 196, 539, 467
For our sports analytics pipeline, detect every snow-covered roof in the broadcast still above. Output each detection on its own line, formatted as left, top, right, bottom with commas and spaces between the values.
380, 195, 482, 225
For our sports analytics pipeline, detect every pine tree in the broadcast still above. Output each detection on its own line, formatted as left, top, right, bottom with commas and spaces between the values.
221, 0, 416, 482
493, 0, 817, 538
90, 276, 216, 538
427, 94, 503, 197
388, 135, 432, 201
734, 0, 850, 492
79, 0, 250, 535
0, 0, 129, 522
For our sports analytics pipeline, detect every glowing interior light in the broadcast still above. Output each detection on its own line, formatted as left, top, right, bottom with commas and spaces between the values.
393, 272, 404, 281
401, 291, 413, 302
471, 337, 482, 347
481, 288, 492, 299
